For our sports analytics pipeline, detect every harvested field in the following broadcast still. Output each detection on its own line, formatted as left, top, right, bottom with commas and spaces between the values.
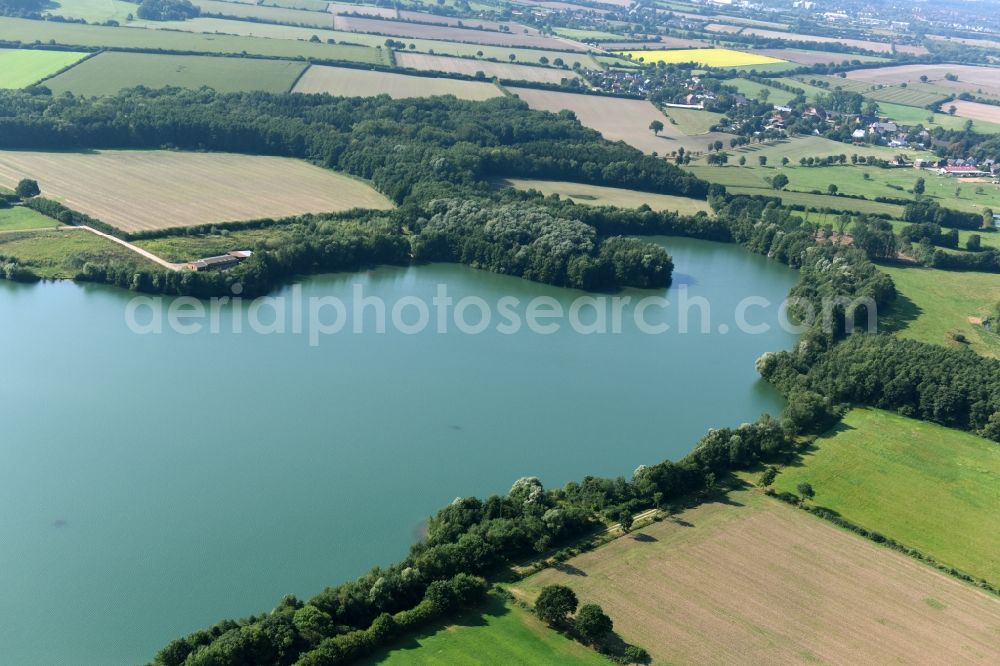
750, 47, 887, 65
617, 47, 785, 68
328, 2, 398, 17
866, 83, 953, 107
513, 490, 1000, 665
293, 65, 501, 100
394, 52, 579, 84
947, 99, 1000, 124
0, 48, 88, 89
44, 52, 307, 95
845, 63, 1000, 96
704, 23, 742, 34
739, 27, 927, 55
396, 11, 535, 33
508, 87, 730, 154
0, 150, 393, 233
498, 178, 712, 214
333, 15, 583, 50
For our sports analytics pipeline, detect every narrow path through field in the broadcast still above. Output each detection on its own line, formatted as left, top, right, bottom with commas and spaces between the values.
69, 226, 182, 271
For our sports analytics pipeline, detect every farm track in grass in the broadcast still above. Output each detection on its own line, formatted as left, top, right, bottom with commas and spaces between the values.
0, 227, 159, 278
508, 87, 731, 154
44, 52, 308, 95
358, 592, 607, 666
879, 263, 1000, 358
512, 489, 1000, 665
0, 17, 388, 63
0, 48, 89, 89
394, 52, 579, 84
0, 151, 393, 233
498, 178, 713, 214
772, 407, 1000, 583
293, 65, 501, 100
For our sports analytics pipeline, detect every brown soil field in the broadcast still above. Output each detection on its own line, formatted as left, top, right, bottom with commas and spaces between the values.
945, 99, 1000, 123
751, 47, 869, 65
395, 52, 579, 84
846, 64, 1000, 98
739, 28, 927, 55
513, 491, 1000, 665
704, 22, 743, 34
294, 64, 502, 100
333, 15, 584, 50
0, 150, 393, 232
508, 87, 729, 154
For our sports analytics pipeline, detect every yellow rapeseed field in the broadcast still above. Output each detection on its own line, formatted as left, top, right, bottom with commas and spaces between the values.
616, 48, 786, 67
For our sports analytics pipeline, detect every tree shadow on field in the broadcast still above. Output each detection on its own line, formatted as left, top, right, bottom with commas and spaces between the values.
782, 421, 855, 470
875, 290, 923, 335
631, 533, 658, 543
553, 562, 588, 576
358, 593, 511, 663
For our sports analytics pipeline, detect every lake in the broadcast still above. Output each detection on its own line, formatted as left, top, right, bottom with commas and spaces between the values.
0, 237, 798, 664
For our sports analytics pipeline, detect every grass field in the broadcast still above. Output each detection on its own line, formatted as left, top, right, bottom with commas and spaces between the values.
509, 87, 731, 155
44, 0, 138, 22
498, 178, 713, 214
552, 27, 624, 41
44, 52, 307, 95
334, 15, 579, 50
513, 489, 1000, 665
866, 83, 953, 107
875, 102, 1000, 136
661, 107, 723, 134
618, 47, 785, 68
395, 52, 579, 84
293, 65, 501, 100
192, 0, 335, 28
0, 16, 387, 64
0, 206, 63, 232
773, 408, 1000, 583
0, 228, 157, 278
0, 48, 88, 89
879, 263, 1000, 357
360, 592, 607, 665
725, 77, 797, 106
0, 150, 393, 233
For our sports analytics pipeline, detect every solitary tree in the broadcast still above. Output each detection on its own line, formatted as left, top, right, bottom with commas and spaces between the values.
781, 156, 789, 166
535, 585, 578, 626
827, 183, 838, 195
539, 56, 549, 65
771, 173, 789, 190
738, 155, 746, 166
967, 234, 982, 252
575, 604, 613, 645
15, 179, 40, 198
758, 155, 767, 167
983, 207, 995, 230
796, 482, 815, 500
948, 105, 957, 115
914, 177, 925, 195
648, 120, 664, 136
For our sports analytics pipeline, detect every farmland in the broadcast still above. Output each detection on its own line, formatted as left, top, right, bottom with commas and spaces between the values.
293, 65, 501, 100
0, 16, 388, 63
662, 107, 724, 134
394, 52, 579, 84
738, 28, 928, 54
749, 47, 887, 65
845, 64, 1000, 97
509, 87, 731, 154
498, 178, 713, 214
191, 0, 335, 28
514, 490, 1000, 665
947, 100, 1000, 124
617, 47, 786, 68
0, 206, 63, 232
865, 83, 953, 107
773, 408, 1000, 583
44, 52, 308, 95
0, 48, 88, 89
335, 15, 581, 50
879, 264, 1000, 358
0, 150, 393, 233
875, 102, 1000, 136
360, 593, 607, 665
725, 77, 797, 105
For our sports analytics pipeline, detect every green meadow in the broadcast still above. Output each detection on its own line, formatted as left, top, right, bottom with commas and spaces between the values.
773, 408, 1000, 584
0, 48, 88, 88
0, 206, 64, 232
360, 593, 607, 665
879, 263, 1000, 357
45, 52, 308, 95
